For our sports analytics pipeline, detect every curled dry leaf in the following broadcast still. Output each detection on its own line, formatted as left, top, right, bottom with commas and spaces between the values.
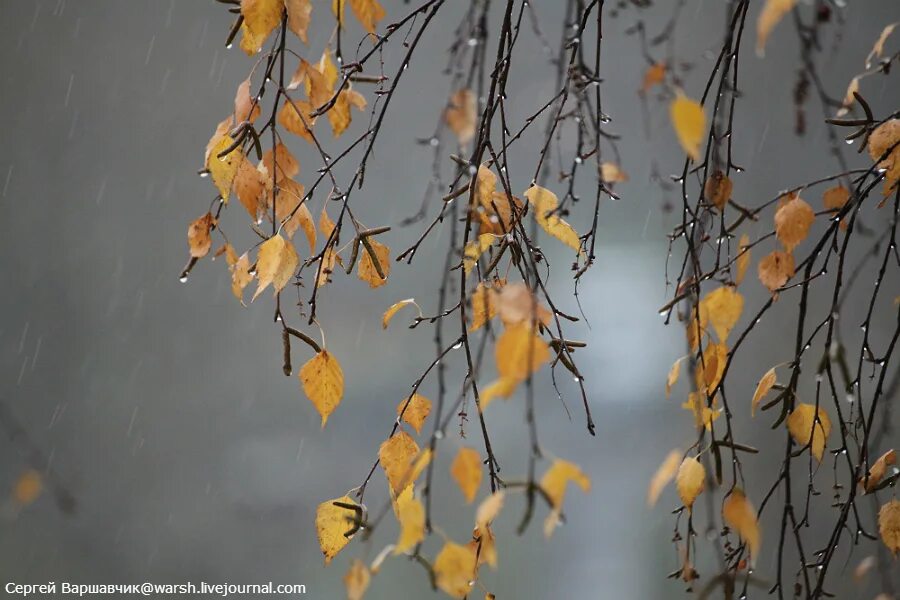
252, 234, 299, 301
861, 449, 896, 493
600, 162, 628, 184
866, 22, 899, 68
225, 245, 253, 303
233, 158, 265, 220
879, 498, 900, 556
343, 559, 370, 600
463, 234, 497, 276
786, 403, 831, 462
358, 239, 391, 288
722, 489, 760, 558
822, 184, 850, 230
540, 459, 591, 510
675, 456, 705, 511
665, 357, 683, 399
756, 0, 796, 56
524, 185, 583, 253
476, 491, 505, 530
774, 196, 814, 252
188, 213, 214, 258
284, 0, 313, 44
445, 89, 477, 145
393, 491, 425, 554
433, 542, 478, 599
670, 93, 705, 161
396, 393, 431, 435
300, 350, 344, 428
758, 249, 795, 293
751, 367, 777, 416
382, 298, 418, 329
704, 170, 732, 212
234, 77, 261, 124
316, 495, 359, 564
647, 449, 681, 507
450, 447, 483, 504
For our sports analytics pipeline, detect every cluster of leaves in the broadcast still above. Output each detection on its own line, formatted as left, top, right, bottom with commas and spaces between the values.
185, 1, 899, 598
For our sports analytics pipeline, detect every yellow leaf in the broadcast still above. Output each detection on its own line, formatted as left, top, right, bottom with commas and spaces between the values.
683, 392, 722, 431
450, 447, 483, 504
397, 393, 431, 435
319, 205, 337, 240
316, 495, 359, 564
703, 170, 732, 211
670, 93, 705, 161
862, 449, 896, 493
647, 449, 681, 507
675, 457, 705, 511
300, 350, 344, 428
226, 247, 253, 303
736, 233, 751, 285
343, 559, 370, 600
445, 89, 477, 145
393, 491, 425, 554
774, 196, 815, 252
879, 498, 900, 556
261, 142, 300, 179
524, 185, 582, 253
495, 323, 550, 381
234, 77, 261, 124
234, 157, 265, 220
758, 249, 795, 293
348, 0, 385, 34
665, 357, 683, 399
699, 286, 743, 342
722, 489, 760, 558
379, 431, 421, 495
188, 213, 214, 258
463, 234, 497, 275
329, 89, 366, 137
252, 235, 299, 300
358, 239, 390, 288
757, 0, 797, 56
476, 491, 505, 530
786, 403, 831, 462
285, 0, 313, 44
207, 132, 242, 202
383, 298, 418, 329
433, 542, 478, 599
278, 99, 317, 143
479, 377, 519, 411
540, 459, 590, 510
469, 282, 498, 332
316, 247, 340, 288
751, 367, 777, 416
12, 470, 42, 507
239, 0, 283, 55
694, 342, 728, 394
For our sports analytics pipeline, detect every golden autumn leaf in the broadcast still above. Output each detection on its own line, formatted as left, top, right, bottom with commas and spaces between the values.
676, 457, 705, 511
329, 89, 366, 137
379, 431, 421, 495
476, 491, 505, 530
524, 185, 582, 253
670, 93, 705, 161
756, 0, 796, 56
261, 142, 300, 179
234, 158, 265, 220
463, 234, 497, 275
252, 234, 299, 300
188, 213, 214, 258
433, 542, 478, 599
695, 341, 728, 394
879, 498, 900, 556
868, 119, 900, 195
479, 376, 519, 411
12, 470, 42, 507
397, 393, 431, 435
316, 495, 359, 564
207, 131, 242, 202
278, 99, 317, 142
393, 490, 425, 554
540, 459, 591, 510
450, 447, 483, 504
234, 77, 261, 124
239, 0, 283, 55
703, 170, 732, 212
475, 164, 497, 209
469, 282, 499, 332
335, 0, 384, 34
722, 489, 760, 557
641, 62, 666, 93
227, 248, 253, 303
300, 350, 344, 427
774, 196, 814, 252
751, 367, 777, 416
344, 559, 370, 600
445, 89, 477, 145
786, 403, 831, 462
319, 205, 337, 240
496, 282, 552, 328
285, 0, 313, 44
382, 298, 418, 329
600, 162, 629, 184
496, 323, 550, 381
647, 449, 681, 507
735, 233, 751, 285
358, 239, 391, 287
862, 449, 896, 493
665, 357, 683, 399
683, 392, 722, 431
758, 249, 795, 293
315, 247, 340, 288
699, 286, 743, 342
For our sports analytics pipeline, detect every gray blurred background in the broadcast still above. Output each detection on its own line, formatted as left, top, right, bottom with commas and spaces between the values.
0, 1, 898, 598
